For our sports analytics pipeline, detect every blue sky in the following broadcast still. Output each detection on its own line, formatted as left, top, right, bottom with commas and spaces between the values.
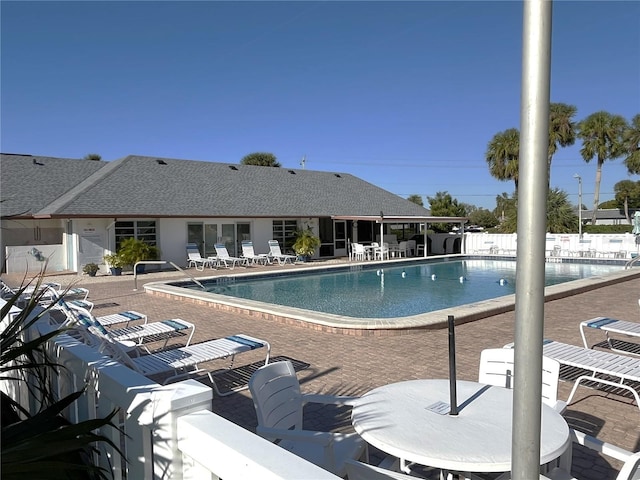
2, 1, 639, 210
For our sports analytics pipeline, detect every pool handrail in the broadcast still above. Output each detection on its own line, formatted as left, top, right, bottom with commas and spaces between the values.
133, 260, 205, 291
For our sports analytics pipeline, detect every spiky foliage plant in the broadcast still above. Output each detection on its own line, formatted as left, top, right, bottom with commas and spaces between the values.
1, 275, 121, 479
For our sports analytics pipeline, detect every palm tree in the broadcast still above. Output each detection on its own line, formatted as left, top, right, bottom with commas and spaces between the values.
623, 114, 640, 175
577, 111, 628, 223
485, 128, 520, 192
547, 103, 577, 187
497, 189, 577, 234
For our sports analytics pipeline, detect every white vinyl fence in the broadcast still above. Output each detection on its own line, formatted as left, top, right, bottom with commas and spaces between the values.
463, 233, 638, 259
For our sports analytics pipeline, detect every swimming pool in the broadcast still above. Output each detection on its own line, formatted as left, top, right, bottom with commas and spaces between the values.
145, 257, 634, 332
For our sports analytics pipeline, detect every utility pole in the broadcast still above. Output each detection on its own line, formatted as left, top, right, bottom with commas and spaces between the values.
574, 173, 582, 237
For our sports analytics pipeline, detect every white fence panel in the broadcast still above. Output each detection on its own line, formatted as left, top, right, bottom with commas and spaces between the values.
178, 411, 340, 480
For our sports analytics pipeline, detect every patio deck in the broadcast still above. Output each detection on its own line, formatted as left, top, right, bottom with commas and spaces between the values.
3, 261, 639, 479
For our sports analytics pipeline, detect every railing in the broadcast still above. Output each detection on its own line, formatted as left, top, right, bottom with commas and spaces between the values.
2, 305, 339, 480
625, 255, 640, 269
133, 260, 205, 290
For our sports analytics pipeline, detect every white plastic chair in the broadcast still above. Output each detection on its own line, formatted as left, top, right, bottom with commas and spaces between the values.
267, 240, 297, 265
241, 241, 270, 265
248, 360, 367, 477
479, 348, 566, 413
186, 243, 212, 271
214, 243, 249, 269
375, 242, 390, 260
353, 243, 369, 261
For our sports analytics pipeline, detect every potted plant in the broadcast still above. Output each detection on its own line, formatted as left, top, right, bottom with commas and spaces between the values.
117, 238, 160, 274
82, 262, 99, 277
292, 227, 321, 262
103, 253, 125, 276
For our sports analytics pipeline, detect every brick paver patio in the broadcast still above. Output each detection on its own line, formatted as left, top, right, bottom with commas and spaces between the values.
4, 261, 639, 479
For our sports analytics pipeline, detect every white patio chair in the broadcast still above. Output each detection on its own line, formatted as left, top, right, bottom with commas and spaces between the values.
479, 348, 566, 413
214, 243, 249, 269
186, 243, 212, 271
248, 360, 367, 477
353, 243, 369, 261
241, 241, 270, 265
397, 241, 409, 258
267, 240, 297, 265
545, 429, 640, 480
375, 242, 390, 260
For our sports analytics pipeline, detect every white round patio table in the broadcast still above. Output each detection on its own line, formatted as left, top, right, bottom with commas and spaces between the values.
351, 379, 570, 474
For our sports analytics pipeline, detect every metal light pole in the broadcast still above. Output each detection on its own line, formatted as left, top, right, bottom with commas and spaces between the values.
574, 174, 582, 237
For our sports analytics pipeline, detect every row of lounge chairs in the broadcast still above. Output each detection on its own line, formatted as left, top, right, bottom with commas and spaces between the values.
186, 240, 297, 271
54, 297, 270, 395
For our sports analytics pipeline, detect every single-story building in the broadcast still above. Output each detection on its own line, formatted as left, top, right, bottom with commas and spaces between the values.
0, 153, 466, 274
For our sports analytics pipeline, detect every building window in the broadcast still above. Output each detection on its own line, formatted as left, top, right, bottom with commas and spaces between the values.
272, 220, 298, 252
115, 220, 157, 251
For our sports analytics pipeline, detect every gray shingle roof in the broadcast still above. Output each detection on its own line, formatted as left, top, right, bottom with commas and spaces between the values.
0, 154, 106, 217
1, 154, 431, 218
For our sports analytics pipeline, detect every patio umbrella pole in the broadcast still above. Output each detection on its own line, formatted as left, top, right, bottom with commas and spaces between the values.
448, 315, 458, 415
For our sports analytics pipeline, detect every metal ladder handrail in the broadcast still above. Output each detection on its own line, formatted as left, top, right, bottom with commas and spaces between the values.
624, 255, 640, 269
133, 260, 206, 291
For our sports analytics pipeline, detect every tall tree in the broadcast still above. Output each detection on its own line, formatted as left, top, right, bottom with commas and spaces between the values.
240, 152, 281, 167
406, 194, 423, 206
623, 114, 640, 175
83, 153, 101, 161
614, 179, 640, 222
427, 191, 466, 232
485, 128, 520, 192
547, 103, 577, 187
494, 192, 513, 223
577, 111, 628, 223
497, 189, 577, 234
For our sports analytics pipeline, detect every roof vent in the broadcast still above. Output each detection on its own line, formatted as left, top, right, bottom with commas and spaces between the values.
228, 165, 238, 171
32, 158, 44, 166
156, 159, 167, 165
288, 169, 296, 174
334, 173, 341, 178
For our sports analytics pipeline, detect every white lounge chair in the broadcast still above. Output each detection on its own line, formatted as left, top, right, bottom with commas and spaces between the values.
101, 332, 270, 391
24, 283, 95, 312
66, 305, 195, 352
248, 360, 367, 477
541, 340, 640, 410
579, 316, 640, 356
186, 243, 212, 271
214, 243, 249, 269
241, 241, 270, 265
267, 240, 297, 265
546, 428, 640, 480
65, 300, 147, 327
24, 282, 90, 301
479, 348, 566, 413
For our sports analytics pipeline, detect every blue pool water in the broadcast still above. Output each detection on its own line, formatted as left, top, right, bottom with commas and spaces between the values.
189, 259, 622, 319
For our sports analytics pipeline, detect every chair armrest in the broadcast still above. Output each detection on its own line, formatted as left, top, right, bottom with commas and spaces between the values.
256, 425, 334, 446
570, 428, 633, 462
302, 393, 359, 407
